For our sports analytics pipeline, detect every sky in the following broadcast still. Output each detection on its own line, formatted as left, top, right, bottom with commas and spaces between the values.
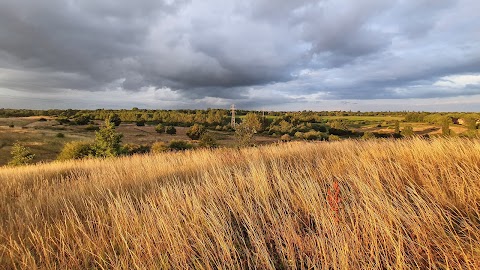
0, 0, 479, 111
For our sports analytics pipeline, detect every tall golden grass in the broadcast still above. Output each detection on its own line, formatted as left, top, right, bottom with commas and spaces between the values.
1, 138, 480, 269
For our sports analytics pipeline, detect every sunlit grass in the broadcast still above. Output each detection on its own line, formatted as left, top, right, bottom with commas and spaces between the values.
1, 138, 479, 269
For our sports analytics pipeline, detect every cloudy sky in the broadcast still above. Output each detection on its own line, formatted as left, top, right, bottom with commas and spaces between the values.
0, 0, 479, 111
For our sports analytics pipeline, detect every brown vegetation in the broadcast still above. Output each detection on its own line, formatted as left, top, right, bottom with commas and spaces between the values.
1, 138, 480, 269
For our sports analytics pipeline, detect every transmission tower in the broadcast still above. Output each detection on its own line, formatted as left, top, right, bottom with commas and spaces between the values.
230, 104, 236, 128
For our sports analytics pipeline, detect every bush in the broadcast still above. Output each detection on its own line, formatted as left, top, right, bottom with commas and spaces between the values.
155, 124, 165, 133
294, 131, 304, 139
57, 141, 93, 160
401, 125, 414, 137
169, 140, 193, 151
328, 135, 340, 141
56, 133, 65, 138
8, 143, 35, 166
362, 131, 375, 140
165, 126, 176, 135
280, 134, 291, 142
135, 120, 146, 126
151, 141, 169, 153
85, 124, 99, 131
304, 130, 320, 140
108, 113, 122, 126
186, 124, 206, 140
122, 144, 150, 155
74, 115, 91, 125
199, 133, 217, 148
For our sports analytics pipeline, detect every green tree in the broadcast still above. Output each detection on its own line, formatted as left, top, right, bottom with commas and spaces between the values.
186, 124, 206, 140
234, 112, 263, 146
199, 132, 217, 148
401, 125, 414, 137
155, 124, 165, 133
243, 112, 262, 133
394, 120, 400, 134
235, 122, 256, 146
442, 117, 451, 136
8, 142, 35, 166
94, 119, 123, 158
165, 126, 176, 135
108, 113, 122, 126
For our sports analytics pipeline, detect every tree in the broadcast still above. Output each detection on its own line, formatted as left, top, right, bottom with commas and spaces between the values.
401, 125, 414, 137
108, 113, 122, 126
93, 119, 123, 158
394, 120, 400, 134
8, 142, 35, 166
235, 113, 262, 146
165, 126, 176, 135
199, 132, 217, 148
235, 122, 256, 146
186, 124, 206, 140
442, 117, 451, 136
155, 124, 165, 133
243, 112, 262, 133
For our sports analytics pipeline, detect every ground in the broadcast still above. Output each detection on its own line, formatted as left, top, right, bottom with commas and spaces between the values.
0, 117, 278, 166
0, 115, 470, 166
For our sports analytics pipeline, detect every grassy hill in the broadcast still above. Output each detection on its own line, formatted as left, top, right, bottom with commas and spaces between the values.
1, 138, 479, 269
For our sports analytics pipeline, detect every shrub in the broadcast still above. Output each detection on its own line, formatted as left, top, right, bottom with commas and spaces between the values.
401, 125, 414, 137
56, 133, 65, 138
8, 142, 35, 166
85, 124, 99, 131
169, 140, 193, 151
74, 115, 91, 125
135, 120, 146, 126
294, 131, 304, 139
328, 134, 340, 141
108, 113, 122, 126
165, 126, 176, 135
304, 130, 320, 140
122, 144, 150, 155
151, 141, 169, 153
57, 141, 93, 160
186, 124, 206, 140
362, 131, 375, 140
199, 132, 217, 148
155, 124, 165, 133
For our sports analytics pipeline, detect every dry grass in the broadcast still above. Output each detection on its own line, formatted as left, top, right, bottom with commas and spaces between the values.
1, 138, 480, 269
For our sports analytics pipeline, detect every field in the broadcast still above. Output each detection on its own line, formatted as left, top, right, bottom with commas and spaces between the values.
1, 115, 471, 166
1, 138, 479, 269
0, 117, 276, 166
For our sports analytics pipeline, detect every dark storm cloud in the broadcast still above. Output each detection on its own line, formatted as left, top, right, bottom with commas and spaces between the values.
0, 0, 480, 109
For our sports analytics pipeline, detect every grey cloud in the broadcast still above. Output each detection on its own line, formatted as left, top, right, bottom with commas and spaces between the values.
0, 0, 480, 110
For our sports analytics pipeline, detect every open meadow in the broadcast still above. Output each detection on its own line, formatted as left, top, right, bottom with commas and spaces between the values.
1, 138, 479, 269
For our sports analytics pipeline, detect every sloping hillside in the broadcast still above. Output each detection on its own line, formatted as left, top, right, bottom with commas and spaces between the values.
1, 138, 480, 269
